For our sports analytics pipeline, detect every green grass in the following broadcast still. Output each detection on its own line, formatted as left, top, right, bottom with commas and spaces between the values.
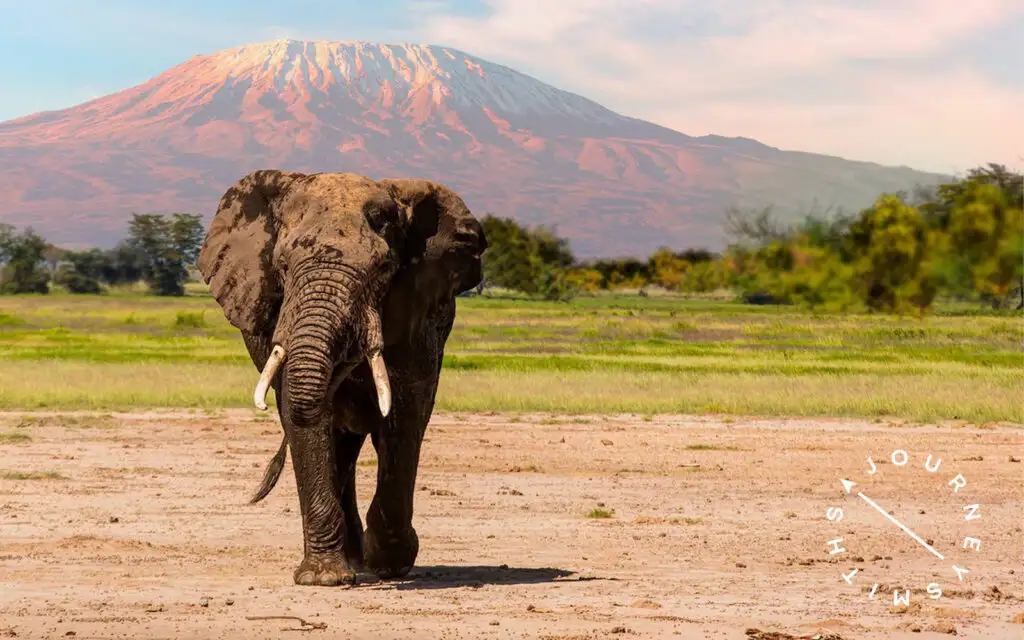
173, 310, 209, 329
0, 432, 31, 444
586, 508, 615, 519
0, 291, 1021, 423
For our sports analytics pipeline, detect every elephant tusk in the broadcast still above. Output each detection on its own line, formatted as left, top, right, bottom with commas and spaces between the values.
368, 351, 392, 418
254, 345, 286, 410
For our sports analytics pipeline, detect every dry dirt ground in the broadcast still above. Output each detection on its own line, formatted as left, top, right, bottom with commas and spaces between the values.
0, 410, 1022, 640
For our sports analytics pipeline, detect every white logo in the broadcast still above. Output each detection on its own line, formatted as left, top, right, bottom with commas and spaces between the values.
825, 449, 982, 606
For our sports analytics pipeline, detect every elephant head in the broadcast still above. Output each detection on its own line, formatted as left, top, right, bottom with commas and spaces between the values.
196, 169, 486, 425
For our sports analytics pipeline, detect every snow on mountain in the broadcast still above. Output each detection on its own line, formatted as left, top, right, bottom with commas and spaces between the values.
207, 40, 623, 122
0, 40, 945, 257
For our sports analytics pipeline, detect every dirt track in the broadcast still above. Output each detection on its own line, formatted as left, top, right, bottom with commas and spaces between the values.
1, 410, 1021, 639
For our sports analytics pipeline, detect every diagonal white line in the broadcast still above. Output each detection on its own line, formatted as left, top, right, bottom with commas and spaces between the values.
858, 491, 945, 560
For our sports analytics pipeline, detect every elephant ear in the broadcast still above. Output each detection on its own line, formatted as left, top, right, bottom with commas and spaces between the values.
378, 178, 487, 345
197, 169, 304, 335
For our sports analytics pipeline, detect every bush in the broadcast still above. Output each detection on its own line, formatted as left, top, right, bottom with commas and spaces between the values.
743, 236, 855, 311
535, 266, 579, 301
53, 249, 109, 294
0, 226, 50, 294
480, 215, 575, 297
846, 195, 932, 312
55, 267, 103, 294
173, 311, 207, 328
565, 268, 603, 292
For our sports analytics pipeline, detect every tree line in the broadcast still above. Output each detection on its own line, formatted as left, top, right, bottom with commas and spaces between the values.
0, 213, 204, 296
480, 163, 1023, 311
1, 163, 1020, 312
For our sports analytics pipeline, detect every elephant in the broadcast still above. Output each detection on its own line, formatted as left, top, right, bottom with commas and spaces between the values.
196, 169, 487, 586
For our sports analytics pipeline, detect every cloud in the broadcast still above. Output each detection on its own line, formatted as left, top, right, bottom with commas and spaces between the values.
409, 0, 1024, 172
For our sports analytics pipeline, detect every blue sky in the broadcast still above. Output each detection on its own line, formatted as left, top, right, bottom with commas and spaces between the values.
1, 0, 1021, 174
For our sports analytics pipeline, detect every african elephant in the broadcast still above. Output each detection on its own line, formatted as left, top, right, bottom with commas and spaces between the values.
196, 169, 486, 586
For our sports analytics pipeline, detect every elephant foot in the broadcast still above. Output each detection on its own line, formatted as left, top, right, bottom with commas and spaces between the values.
293, 552, 356, 587
364, 525, 418, 580
344, 527, 365, 572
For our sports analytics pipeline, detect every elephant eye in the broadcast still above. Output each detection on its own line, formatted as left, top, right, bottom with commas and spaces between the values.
364, 200, 398, 238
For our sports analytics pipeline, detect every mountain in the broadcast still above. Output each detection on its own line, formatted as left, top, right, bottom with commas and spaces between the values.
0, 39, 947, 258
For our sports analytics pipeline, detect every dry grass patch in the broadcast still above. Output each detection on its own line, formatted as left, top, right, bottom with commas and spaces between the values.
633, 516, 703, 525
2, 470, 67, 480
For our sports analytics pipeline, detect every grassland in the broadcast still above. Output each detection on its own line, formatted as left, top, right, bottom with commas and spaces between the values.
0, 289, 1020, 423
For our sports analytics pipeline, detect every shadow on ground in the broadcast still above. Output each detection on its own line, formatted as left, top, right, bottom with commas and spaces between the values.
360, 565, 582, 590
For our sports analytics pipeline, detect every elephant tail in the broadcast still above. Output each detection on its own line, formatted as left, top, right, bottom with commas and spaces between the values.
250, 435, 288, 504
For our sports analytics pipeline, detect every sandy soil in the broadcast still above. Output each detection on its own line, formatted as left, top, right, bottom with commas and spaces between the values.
0, 410, 1021, 640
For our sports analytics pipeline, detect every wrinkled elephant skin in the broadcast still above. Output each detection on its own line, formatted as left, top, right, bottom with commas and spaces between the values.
196, 170, 487, 585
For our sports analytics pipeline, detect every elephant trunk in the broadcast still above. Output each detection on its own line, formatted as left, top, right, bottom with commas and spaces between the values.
254, 269, 391, 425
282, 273, 352, 426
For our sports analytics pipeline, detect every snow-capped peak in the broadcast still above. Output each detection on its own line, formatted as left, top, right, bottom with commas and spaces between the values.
196, 39, 623, 123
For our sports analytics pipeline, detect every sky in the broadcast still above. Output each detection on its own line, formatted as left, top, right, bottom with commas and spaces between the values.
0, 0, 1021, 174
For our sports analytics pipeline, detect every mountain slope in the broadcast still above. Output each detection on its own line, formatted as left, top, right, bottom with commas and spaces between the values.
0, 39, 946, 257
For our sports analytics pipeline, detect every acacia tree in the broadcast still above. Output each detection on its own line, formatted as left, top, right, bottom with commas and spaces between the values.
648, 248, 688, 290
126, 213, 205, 296
101, 241, 147, 286
54, 249, 108, 294
43, 244, 67, 279
0, 223, 13, 262
752, 234, 857, 311
479, 214, 577, 299
0, 226, 51, 294
845, 195, 936, 312
945, 182, 1024, 308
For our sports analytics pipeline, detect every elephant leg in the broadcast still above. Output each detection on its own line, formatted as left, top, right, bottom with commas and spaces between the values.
331, 428, 366, 572
284, 404, 354, 587
364, 387, 430, 580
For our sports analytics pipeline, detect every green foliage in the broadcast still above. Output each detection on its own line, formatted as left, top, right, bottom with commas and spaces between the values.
1, 213, 201, 296
648, 248, 684, 290
645, 248, 726, 293
582, 257, 650, 290
54, 249, 108, 294
945, 182, 1023, 306
480, 215, 577, 299
535, 264, 580, 301
480, 215, 542, 292
480, 163, 1022, 314
753, 235, 858, 311
0, 223, 11, 260
0, 226, 51, 294
565, 268, 603, 292
101, 241, 148, 286
0, 163, 1019, 316
845, 194, 932, 312
531, 225, 575, 270
126, 213, 205, 296
173, 310, 208, 329
681, 259, 728, 293
722, 163, 1024, 314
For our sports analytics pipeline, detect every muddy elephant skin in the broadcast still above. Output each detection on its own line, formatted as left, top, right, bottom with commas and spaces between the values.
196, 169, 486, 586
